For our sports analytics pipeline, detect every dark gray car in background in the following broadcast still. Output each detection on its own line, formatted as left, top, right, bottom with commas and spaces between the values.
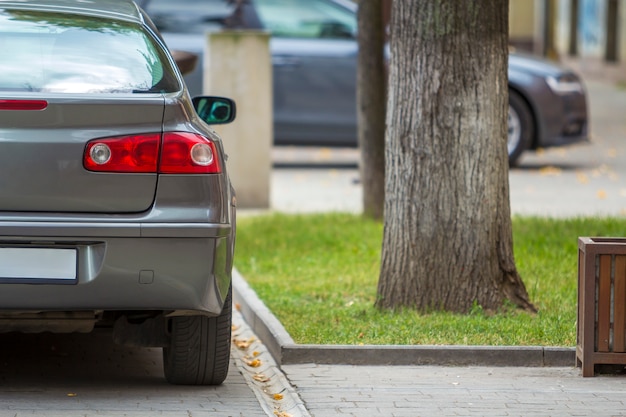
139, 0, 589, 166
0, 0, 236, 385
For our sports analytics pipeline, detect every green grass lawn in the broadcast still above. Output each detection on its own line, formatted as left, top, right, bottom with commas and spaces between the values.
235, 213, 626, 347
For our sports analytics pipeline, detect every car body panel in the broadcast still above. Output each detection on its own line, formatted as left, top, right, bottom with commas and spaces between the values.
0, 95, 164, 213
0, 0, 235, 329
272, 37, 357, 145
0, 237, 227, 312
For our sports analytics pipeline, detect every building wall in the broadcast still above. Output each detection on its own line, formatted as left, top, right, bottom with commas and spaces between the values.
554, 0, 626, 82
555, 0, 625, 61
555, 0, 573, 54
510, 0, 536, 52
578, 0, 606, 57
620, 0, 626, 61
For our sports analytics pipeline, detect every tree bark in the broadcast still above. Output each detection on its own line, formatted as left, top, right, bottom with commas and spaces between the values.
377, 0, 536, 313
357, 0, 386, 220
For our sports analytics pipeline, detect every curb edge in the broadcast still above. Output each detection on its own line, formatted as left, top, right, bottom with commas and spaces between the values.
232, 269, 576, 368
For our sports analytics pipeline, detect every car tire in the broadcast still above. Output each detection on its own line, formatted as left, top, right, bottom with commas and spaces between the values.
163, 285, 232, 385
507, 90, 534, 167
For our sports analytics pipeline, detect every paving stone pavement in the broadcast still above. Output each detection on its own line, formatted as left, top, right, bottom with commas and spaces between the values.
0, 328, 270, 417
281, 364, 626, 417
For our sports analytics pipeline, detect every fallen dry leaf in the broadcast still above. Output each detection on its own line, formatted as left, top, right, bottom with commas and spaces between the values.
315, 148, 332, 161
67, 393, 77, 397
252, 351, 261, 357
274, 412, 293, 417
246, 358, 262, 368
597, 189, 607, 200
235, 302, 241, 311
273, 393, 284, 401
539, 166, 562, 176
253, 373, 270, 383
234, 337, 255, 350
576, 172, 589, 184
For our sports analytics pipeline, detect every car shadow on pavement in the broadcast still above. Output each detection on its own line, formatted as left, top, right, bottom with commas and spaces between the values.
0, 330, 167, 388
511, 161, 598, 172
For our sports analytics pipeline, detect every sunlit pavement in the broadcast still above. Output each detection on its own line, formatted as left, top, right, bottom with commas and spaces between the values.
269, 81, 626, 218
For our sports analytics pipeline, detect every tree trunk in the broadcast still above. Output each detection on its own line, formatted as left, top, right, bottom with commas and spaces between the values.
357, 0, 386, 220
377, 0, 536, 313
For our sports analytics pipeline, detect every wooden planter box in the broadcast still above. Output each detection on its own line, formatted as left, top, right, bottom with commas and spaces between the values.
577, 237, 626, 376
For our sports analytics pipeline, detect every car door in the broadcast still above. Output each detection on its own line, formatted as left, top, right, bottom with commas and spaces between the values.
253, 0, 359, 146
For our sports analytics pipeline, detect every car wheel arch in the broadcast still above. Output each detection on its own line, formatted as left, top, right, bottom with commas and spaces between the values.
508, 85, 539, 150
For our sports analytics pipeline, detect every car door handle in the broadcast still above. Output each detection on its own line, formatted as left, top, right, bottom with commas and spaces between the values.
272, 56, 301, 67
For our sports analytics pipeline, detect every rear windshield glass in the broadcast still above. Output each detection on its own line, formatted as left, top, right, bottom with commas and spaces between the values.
0, 10, 180, 94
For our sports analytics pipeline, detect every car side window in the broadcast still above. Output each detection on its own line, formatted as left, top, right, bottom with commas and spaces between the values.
253, 0, 356, 39
141, 0, 240, 34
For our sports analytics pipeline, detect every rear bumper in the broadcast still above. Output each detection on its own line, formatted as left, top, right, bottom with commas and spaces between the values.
0, 221, 233, 316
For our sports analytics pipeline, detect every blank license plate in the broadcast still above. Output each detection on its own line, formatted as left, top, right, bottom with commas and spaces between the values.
0, 248, 77, 281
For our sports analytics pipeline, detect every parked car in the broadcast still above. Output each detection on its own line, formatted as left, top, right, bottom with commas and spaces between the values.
0, 0, 236, 385
138, 0, 589, 166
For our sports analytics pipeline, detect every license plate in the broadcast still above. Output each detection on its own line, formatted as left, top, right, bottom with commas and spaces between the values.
0, 247, 77, 281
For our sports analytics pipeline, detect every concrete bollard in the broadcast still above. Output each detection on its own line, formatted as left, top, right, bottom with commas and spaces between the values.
203, 31, 272, 209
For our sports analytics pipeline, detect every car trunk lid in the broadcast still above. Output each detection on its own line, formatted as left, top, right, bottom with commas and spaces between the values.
0, 95, 165, 213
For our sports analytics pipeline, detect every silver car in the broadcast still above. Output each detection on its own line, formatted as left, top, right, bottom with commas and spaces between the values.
139, 0, 589, 166
0, 0, 236, 385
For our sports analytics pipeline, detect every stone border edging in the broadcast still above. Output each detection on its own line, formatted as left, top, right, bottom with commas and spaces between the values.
232, 269, 576, 367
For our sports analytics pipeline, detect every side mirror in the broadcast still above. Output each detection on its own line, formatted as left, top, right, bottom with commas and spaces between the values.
192, 96, 236, 124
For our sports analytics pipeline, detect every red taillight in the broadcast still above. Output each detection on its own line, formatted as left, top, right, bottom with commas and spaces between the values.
160, 132, 222, 174
0, 99, 48, 111
83, 132, 221, 174
84, 133, 160, 173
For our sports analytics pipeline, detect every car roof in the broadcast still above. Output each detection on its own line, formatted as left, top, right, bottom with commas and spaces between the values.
0, 0, 143, 23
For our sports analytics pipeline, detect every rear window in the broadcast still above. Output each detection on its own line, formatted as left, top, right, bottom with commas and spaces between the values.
0, 10, 180, 94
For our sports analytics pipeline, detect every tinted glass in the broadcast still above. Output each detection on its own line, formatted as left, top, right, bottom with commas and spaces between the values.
140, 0, 239, 34
254, 0, 356, 39
0, 10, 179, 93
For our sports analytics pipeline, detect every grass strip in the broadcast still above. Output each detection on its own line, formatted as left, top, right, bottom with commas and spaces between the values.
235, 213, 626, 346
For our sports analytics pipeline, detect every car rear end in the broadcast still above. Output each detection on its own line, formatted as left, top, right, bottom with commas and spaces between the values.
0, 0, 235, 384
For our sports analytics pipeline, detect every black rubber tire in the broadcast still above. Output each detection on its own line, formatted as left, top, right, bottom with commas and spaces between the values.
507, 90, 534, 167
163, 285, 232, 385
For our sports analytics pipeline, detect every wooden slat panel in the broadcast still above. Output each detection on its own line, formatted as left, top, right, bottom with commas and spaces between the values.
577, 249, 584, 347
598, 255, 612, 352
615, 256, 626, 352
